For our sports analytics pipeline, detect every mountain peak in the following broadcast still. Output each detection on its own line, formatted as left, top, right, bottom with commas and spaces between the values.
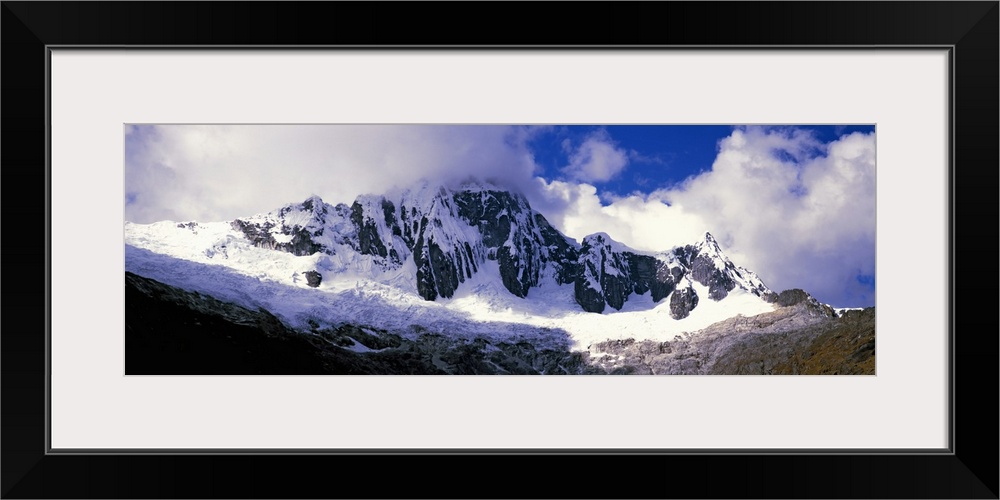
583, 232, 614, 243
696, 231, 725, 256
581, 232, 639, 255
301, 195, 325, 213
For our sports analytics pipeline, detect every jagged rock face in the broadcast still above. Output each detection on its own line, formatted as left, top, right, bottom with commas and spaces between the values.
574, 269, 606, 313
231, 218, 324, 257
229, 185, 773, 315
231, 196, 353, 257
772, 288, 810, 306
691, 254, 736, 300
669, 284, 699, 319
352, 186, 580, 301
349, 195, 412, 267
452, 189, 577, 297
350, 201, 390, 260
671, 233, 771, 301
573, 233, 681, 312
765, 288, 837, 317
426, 240, 460, 299
535, 214, 580, 284
628, 255, 676, 302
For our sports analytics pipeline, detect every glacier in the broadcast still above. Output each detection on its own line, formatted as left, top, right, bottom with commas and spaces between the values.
124, 181, 780, 351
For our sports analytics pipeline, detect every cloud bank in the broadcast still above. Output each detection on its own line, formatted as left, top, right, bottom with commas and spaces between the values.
663, 127, 876, 306
125, 125, 875, 306
125, 124, 541, 224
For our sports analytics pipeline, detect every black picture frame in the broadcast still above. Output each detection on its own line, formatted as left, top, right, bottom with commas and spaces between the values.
3, 2, 997, 498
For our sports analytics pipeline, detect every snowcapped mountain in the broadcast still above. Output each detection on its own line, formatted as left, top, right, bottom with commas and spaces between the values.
125, 180, 781, 350
200, 181, 770, 315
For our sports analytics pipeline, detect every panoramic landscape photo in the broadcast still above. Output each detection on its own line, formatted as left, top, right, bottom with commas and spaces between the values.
125, 124, 876, 375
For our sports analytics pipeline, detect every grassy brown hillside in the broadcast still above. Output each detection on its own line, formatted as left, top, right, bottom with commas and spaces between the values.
709, 307, 875, 375
588, 292, 875, 375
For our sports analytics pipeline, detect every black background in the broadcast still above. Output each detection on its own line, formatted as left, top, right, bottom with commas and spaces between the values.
3, 2, 997, 498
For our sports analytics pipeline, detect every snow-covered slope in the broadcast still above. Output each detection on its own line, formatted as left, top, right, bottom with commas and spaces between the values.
124, 182, 778, 349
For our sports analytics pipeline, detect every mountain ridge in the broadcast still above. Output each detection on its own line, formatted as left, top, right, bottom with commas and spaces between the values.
222, 182, 772, 317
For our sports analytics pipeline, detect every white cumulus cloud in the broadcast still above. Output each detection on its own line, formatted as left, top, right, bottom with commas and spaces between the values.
532, 178, 710, 252
125, 125, 543, 223
660, 127, 876, 306
559, 129, 630, 183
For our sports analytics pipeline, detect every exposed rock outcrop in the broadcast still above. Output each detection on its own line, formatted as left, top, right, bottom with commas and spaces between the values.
304, 270, 322, 288
669, 283, 699, 320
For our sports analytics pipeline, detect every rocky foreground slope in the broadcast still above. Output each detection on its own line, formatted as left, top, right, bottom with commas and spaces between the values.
126, 273, 874, 375
588, 289, 875, 375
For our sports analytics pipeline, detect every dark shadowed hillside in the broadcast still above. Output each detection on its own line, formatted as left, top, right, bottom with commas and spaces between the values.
127, 273, 873, 375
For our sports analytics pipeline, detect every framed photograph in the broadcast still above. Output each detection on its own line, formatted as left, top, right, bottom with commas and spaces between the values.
3, 2, 996, 498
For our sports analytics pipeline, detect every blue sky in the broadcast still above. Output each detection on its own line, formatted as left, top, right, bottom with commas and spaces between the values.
125, 124, 876, 307
525, 125, 875, 203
